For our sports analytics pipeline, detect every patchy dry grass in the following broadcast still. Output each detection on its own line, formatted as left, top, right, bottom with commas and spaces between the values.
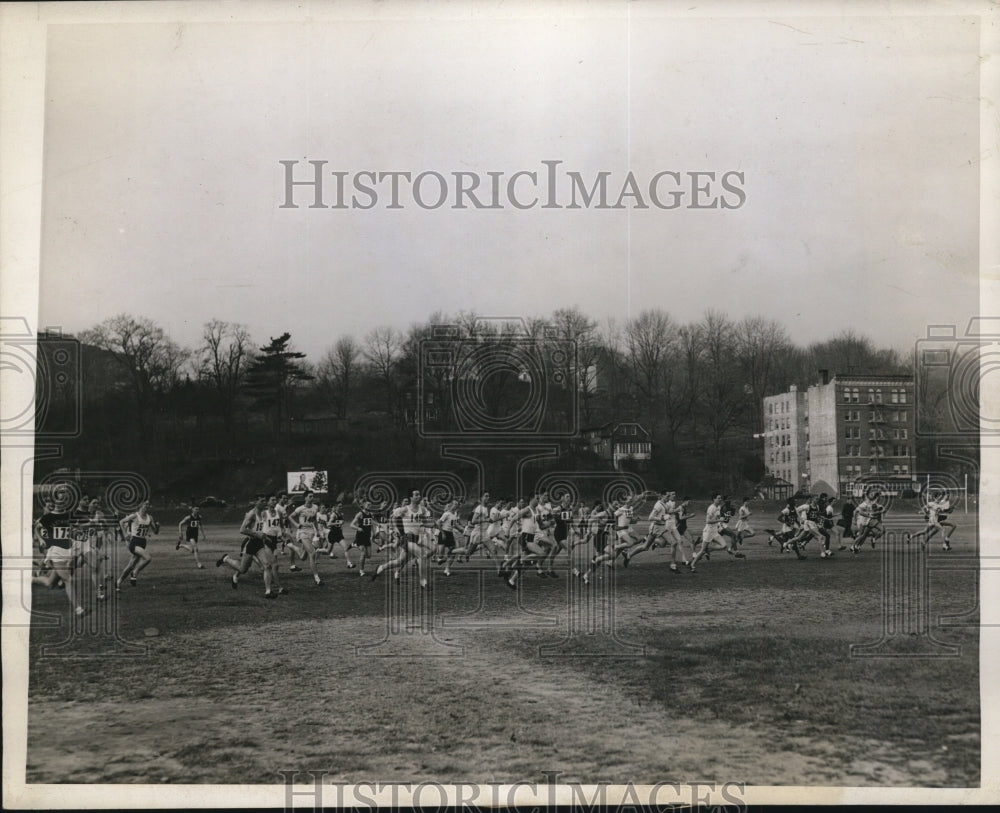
25, 518, 980, 786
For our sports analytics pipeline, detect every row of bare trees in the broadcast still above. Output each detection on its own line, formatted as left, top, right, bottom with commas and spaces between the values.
60, 307, 909, 491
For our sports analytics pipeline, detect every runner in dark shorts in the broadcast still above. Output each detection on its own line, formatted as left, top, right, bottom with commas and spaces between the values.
216, 497, 285, 599
349, 501, 375, 576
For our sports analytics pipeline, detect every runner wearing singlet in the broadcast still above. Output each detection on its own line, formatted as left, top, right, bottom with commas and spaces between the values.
625, 491, 669, 563
66, 497, 109, 600
483, 499, 506, 560
529, 495, 558, 578
852, 493, 885, 552
906, 495, 957, 551
734, 498, 755, 546
349, 501, 376, 577
690, 495, 746, 570
371, 491, 434, 588
216, 497, 286, 598
437, 501, 462, 576
32, 501, 89, 617
325, 503, 352, 564
764, 498, 800, 553
464, 494, 491, 561
390, 499, 409, 547
537, 494, 573, 577
314, 504, 330, 553
836, 498, 857, 549
500, 497, 550, 589
496, 499, 526, 578
116, 501, 160, 590
670, 497, 695, 569
566, 503, 592, 578
176, 506, 206, 568
787, 498, 820, 556
580, 494, 643, 583
850, 496, 874, 554
273, 494, 290, 552
588, 502, 610, 555
289, 492, 324, 585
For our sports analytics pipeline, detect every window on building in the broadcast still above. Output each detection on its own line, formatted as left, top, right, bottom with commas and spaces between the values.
900, 429, 907, 439
875, 389, 883, 404
902, 464, 909, 474
869, 428, 876, 440
867, 388, 875, 403
843, 388, 851, 402
852, 388, 860, 403
901, 410, 907, 421
900, 390, 907, 404
890, 389, 898, 403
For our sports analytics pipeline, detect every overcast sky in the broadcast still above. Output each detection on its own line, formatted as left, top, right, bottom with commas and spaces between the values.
38, 9, 981, 360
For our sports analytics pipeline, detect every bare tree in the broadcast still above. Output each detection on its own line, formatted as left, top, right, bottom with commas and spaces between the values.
318, 336, 361, 418
81, 314, 189, 429
550, 307, 599, 429
198, 319, 254, 434
624, 309, 675, 434
363, 326, 403, 417
735, 316, 792, 432
808, 330, 907, 378
696, 310, 746, 449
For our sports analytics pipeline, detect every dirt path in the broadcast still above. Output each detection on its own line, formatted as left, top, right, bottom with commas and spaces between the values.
27, 610, 956, 786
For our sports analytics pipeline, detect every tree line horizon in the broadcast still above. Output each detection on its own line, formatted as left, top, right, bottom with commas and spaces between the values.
33, 306, 954, 498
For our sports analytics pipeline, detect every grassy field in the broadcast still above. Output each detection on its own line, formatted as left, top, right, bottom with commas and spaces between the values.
25, 504, 980, 787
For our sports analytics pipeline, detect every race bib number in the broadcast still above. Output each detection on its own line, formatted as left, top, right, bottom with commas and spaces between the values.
135, 525, 150, 537
363, 517, 372, 527
52, 526, 72, 540
190, 520, 200, 528
561, 511, 571, 521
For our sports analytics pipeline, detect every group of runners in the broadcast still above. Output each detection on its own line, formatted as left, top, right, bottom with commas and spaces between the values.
31, 486, 960, 608
762, 490, 957, 559
30, 495, 163, 617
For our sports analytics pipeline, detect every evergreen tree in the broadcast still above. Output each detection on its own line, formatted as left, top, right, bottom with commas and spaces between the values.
244, 333, 313, 436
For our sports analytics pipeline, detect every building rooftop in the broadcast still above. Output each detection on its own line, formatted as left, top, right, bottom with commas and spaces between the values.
824, 373, 913, 382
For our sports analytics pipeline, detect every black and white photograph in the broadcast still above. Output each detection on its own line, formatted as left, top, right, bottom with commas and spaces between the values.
1, 0, 997, 807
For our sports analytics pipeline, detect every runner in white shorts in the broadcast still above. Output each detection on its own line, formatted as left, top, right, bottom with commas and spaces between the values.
288, 492, 324, 585
690, 495, 745, 570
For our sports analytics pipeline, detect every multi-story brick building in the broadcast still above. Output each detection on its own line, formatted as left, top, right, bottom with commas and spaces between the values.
763, 372, 916, 496
763, 385, 809, 492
